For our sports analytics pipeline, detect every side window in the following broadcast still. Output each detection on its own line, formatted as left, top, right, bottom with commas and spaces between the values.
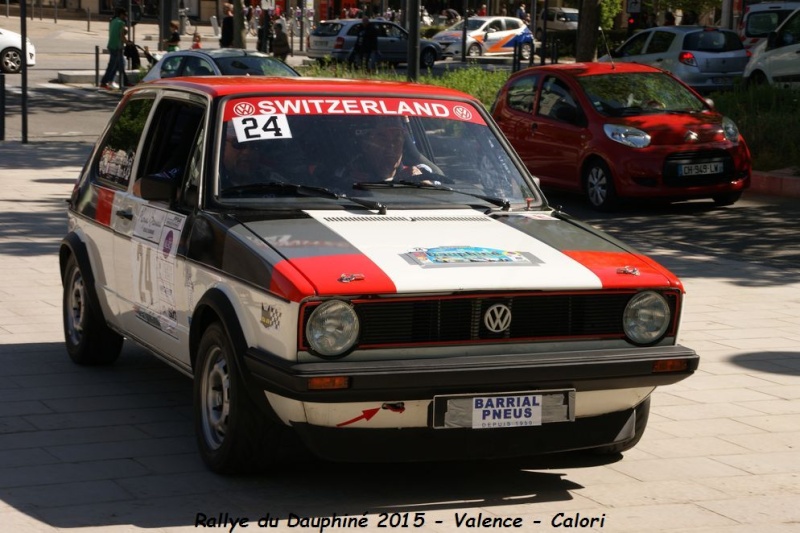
619, 31, 650, 56
183, 56, 215, 76
506, 19, 521, 30
506, 74, 539, 113
646, 31, 675, 54
136, 98, 206, 203
778, 11, 800, 46
95, 98, 155, 189
159, 56, 184, 78
488, 20, 503, 32
536, 76, 584, 126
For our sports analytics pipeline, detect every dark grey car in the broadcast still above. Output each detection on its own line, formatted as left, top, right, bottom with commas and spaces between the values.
307, 18, 443, 68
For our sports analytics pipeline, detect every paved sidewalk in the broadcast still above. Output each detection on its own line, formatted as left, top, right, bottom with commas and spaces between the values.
1, 140, 799, 532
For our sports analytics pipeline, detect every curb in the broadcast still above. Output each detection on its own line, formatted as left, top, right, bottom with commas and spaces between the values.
750, 170, 800, 198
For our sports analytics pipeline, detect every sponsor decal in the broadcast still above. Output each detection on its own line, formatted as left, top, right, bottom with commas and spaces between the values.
472, 394, 542, 429
224, 97, 486, 125
260, 304, 281, 329
404, 246, 538, 267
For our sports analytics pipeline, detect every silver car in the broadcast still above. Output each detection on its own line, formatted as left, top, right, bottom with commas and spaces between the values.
599, 26, 750, 94
140, 49, 299, 83
307, 18, 442, 68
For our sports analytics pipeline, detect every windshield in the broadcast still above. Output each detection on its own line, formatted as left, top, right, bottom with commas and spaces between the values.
578, 72, 707, 116
216, 96, 542, 210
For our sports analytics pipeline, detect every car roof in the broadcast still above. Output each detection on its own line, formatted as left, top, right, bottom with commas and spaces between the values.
143, 76, 480, 100
510, 62, 664, 79
644, 25, 737, 35
168, 48, 272, 60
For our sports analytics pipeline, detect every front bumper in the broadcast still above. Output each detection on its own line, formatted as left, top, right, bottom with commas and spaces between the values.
243, 344, 698, 403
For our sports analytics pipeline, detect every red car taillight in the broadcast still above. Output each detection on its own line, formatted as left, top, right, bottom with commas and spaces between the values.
334, 37, 345, 50
678, 51, 697, 66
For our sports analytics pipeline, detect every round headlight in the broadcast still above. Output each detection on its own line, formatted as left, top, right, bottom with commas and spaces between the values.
722, 116, 740, 143
623, 291, 671, 345
305, 300, 359, 357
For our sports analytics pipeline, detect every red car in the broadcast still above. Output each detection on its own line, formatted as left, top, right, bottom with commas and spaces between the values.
491, 62, 751, 210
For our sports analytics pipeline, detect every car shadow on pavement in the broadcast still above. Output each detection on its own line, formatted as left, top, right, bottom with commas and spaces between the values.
729, 351, 800, 375
0, 141, 93, 170
0, 340, 613, 530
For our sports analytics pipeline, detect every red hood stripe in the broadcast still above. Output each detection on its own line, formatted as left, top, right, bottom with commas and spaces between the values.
272, 254, 397, 300
563, 250, 683, 291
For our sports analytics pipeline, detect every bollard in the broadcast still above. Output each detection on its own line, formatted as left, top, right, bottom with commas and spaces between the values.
54, 0, 57, 23
95, 45, 100, 87
0, 73, 5, 141
86, 8, 91, 32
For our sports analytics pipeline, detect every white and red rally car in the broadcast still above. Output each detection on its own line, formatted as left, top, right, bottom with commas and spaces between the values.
61, 77, 698, 474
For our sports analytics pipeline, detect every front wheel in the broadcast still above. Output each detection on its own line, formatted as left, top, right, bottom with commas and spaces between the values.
467, 43, 482, 57
584, 160, 618, 211
62, 254, 123, 365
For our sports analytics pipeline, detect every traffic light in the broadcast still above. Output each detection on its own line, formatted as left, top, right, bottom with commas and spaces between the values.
627, 13, 640, 37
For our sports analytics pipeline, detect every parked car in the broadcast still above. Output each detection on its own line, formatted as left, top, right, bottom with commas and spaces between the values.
737, 1, 800, 49
307, 18, 442, 68
535, 6, 579, 40
0, 27, 36, 74
140, 48, 299, 82
431, 15, 533, 59
491, 62, 751, 210
61, 76, 698, 474
599, 26, 750, 94
743, 6, 800, 88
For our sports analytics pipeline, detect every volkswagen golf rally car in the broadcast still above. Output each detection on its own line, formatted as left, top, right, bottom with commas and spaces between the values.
61, 77, 698, 474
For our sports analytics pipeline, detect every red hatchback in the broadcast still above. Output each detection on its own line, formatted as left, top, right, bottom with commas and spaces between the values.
491, 62, 751, 210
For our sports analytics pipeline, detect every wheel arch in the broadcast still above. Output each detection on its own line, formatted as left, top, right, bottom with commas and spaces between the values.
60, 234, 103, 313
190, 288, 249, 372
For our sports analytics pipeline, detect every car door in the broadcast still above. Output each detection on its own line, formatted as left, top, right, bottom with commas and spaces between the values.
493, 72, 541, 174
767, 10, 800, 87
73, 97, 156, 323
482, 18, 508, 53
528, 75, 587, 190
112, 92, 207, 365
379, 22, 408, 62
615, 30, 653, 61
639, 30, 678, 70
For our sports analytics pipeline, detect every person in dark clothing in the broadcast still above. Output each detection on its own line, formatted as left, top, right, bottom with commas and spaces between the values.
219, 3, 234, 47
350, 17, 379, 71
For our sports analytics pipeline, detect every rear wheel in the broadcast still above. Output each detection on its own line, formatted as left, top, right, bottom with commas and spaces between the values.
584, 159, 618, 211
520, 42, 532, 61
1, 48, 22, 74
420, 47, 437, 69
62, 255, 123, 365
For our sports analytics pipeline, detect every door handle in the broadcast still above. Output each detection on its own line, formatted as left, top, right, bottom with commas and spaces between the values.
116, 209, 133, 220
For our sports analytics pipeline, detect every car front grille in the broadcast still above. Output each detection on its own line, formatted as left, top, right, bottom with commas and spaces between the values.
301, 291, 680, 349
662, 150, 735, 187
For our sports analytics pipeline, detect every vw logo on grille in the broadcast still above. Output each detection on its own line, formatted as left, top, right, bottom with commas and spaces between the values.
484, 304, 512, 333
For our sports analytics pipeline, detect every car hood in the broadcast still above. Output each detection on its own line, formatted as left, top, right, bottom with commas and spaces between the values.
0, 28, 22, 44
612, 112, 729, 145
229, 209, 681, 299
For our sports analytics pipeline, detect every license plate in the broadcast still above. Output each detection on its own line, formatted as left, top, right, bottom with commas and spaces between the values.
679, 162, 723, 176
312, 40, 328, 48
432, 389, 575, 429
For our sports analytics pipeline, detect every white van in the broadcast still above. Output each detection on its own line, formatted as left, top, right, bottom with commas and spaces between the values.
743, 6, 800, 87
738, 1, 800, 49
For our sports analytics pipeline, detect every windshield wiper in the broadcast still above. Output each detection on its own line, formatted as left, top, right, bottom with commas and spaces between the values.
354, 180, 511, 211
220, 181, 387, 214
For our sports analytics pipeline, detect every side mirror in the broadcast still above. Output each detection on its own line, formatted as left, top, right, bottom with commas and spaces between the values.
139, 173, 177, 201
766, 31, 779, 50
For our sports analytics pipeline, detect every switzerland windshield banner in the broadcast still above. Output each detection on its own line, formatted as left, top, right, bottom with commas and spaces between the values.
223, 97, 487, 125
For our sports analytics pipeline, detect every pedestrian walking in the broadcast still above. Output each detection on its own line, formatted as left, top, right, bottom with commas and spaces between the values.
100, 7, 132, 90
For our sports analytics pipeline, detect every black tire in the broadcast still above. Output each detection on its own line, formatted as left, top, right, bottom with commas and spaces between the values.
467, 43, 482, 57
593, 397, 651, 454
1, 48, 22, 74
584, 159, 618, 211
713, 191, 742, 207
194, 322, 297, 474
62, 254, 123, 365
420, 47, 437, 69
746, 70, 768, 87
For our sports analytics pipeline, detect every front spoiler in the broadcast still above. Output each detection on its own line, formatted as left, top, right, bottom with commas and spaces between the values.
243, 345, 698, 403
